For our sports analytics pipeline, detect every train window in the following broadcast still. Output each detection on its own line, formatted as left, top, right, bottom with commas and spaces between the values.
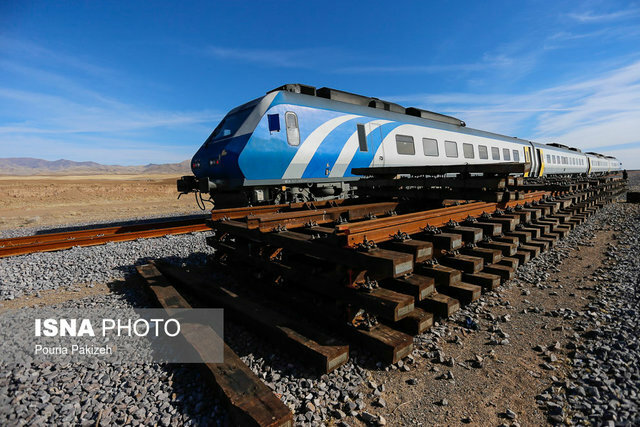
503, 148, 511, 161
396, 135, 415, 155
445, 140, 458, 157
478, 145, 488, 159
207, 107, 254, 144
423, 138, 439, 156
513, 150, 520, 162
552, 155, 556, 164
285, 111, 300, 146
357, 124, 368, 152
491, 147, 500, 160
546, 154, 551, 163
463, 143, 474, 159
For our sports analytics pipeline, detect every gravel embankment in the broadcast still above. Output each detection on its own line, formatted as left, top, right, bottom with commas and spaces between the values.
534, 201, 640, 425
0, 288, 224, 426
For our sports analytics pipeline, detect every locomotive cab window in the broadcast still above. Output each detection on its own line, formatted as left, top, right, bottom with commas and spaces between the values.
357, 124, 368, 152
463, 143, 474, 159
396, 134, 415, 155
423, 138, 439, 156
478, 145, 488, 159
491, 147, 500, 160
206, 106, 254, 145
503, 148, 510, 161
445, 140, 458, 158
513, 150, 520, 162
285, 112, 300, 146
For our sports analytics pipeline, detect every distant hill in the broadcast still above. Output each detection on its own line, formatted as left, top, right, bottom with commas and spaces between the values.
0, 158, 191, 176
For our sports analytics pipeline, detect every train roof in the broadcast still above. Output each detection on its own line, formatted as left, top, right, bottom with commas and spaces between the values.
268, 84, 466, 128
264, 84, 619, 162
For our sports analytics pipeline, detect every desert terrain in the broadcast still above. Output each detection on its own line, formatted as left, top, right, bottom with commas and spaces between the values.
0, 174, 202, 232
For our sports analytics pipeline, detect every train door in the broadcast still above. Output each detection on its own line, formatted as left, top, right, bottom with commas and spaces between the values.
366, 121, 386, 167
527, 143, 538, 176
523, 146, 532, 177
536, 148, 544, 176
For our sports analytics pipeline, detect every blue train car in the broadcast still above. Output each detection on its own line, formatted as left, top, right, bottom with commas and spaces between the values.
178, 84, 622, 206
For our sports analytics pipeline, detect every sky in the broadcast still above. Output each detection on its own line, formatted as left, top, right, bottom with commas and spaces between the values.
1, 1, 639, 168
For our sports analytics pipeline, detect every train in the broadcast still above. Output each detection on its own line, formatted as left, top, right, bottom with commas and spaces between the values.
177, 84, 622, 207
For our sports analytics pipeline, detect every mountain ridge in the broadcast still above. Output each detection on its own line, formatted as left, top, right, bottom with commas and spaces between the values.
0, 157, 192, 175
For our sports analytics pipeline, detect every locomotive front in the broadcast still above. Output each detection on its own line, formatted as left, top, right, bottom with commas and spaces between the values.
177, 97, 265, 207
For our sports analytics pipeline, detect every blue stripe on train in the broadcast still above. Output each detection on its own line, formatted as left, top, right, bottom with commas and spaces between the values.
343, 122, 403, 176
301, 117, 365, 179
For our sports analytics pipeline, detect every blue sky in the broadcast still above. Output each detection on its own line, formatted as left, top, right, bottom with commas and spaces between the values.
1, 0, 639, 168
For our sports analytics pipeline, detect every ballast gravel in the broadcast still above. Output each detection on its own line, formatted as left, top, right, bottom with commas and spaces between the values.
0, 232, 215, 301
0, 288, 224, 426
534, 201, 640, 425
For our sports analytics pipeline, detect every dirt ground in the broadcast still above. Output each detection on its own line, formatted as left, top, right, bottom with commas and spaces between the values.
352, 225, 615, 426
0, 174, 203, 231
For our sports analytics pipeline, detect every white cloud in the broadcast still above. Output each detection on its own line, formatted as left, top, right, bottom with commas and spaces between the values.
386, 60, 640, 158
568, 9, 640, 23
0, 41, 223, 165
0, 86, 221, 134
201, 45, 345, 69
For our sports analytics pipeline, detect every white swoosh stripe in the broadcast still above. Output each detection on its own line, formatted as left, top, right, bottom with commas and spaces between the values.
329, 120, 391, 178
369, 122, 405, 167
282, 114, 360, 179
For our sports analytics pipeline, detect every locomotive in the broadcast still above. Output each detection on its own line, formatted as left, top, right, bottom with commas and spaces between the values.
177, 84, 622, 207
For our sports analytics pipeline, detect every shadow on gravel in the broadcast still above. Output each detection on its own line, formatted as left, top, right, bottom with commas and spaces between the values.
101, 272, 225, 426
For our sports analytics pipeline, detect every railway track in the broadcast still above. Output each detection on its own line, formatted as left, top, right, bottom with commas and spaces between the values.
0, 216, 211, 258
135, 176, 625, 426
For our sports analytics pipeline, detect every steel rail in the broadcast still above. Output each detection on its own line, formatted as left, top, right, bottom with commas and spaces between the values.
337, 191, 551, 247
0, 218, 211, 258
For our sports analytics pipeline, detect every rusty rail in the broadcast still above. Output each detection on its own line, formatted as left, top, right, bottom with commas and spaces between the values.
0, 216, 211, 258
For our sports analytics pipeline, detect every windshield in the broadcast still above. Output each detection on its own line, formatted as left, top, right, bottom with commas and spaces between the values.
205, 107, 254, 145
